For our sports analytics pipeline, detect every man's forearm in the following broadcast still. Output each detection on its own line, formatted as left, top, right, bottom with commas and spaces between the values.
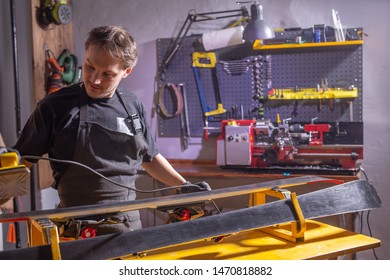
141, 154, 186, 186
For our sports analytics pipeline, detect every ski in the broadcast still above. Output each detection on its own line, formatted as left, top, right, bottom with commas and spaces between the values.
0, 179, 381, 260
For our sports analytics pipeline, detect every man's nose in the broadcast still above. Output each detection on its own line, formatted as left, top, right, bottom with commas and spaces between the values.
91, 73, 102, 84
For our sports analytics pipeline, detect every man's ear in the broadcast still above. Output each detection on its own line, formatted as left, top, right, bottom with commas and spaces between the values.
122, 67, 133, 78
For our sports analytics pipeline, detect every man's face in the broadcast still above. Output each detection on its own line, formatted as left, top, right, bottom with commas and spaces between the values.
82, 45, 132, 99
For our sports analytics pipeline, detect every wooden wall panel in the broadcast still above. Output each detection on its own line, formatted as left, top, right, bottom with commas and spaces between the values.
30, 0, 74, 189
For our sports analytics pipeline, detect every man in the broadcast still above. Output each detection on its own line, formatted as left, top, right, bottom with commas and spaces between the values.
13, 26, 209, 237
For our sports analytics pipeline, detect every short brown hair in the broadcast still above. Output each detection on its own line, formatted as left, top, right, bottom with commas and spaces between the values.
85, 26, 138, 69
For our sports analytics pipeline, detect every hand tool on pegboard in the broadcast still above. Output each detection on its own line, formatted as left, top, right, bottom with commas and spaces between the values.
192, 52, 226, 139
251, 55, 272, 120
178, 83, 191, 150
157, 82, 184, 119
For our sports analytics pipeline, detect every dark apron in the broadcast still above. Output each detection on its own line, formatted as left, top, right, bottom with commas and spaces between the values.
57, 88, 149, 236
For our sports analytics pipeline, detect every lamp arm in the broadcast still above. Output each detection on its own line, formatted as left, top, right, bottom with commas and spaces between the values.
159, 7, 248, 79
193, 8, 248, 22
160, 14, 194, 75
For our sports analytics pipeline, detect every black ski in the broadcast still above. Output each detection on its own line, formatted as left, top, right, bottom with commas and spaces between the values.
0, 179, 381, 260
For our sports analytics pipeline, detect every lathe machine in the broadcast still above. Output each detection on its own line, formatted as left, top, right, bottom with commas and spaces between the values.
216, 118, 363, 173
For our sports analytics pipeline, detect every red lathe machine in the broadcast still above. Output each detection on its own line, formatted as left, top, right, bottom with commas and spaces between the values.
216, 119, 363, 173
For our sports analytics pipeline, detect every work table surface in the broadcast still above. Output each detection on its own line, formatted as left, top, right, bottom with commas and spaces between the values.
166, 159, 360, 182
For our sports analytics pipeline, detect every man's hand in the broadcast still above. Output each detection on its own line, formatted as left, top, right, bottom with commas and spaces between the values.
181, 181, 212, 193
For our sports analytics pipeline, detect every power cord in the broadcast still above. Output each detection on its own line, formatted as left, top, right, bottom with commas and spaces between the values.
0, 146, 204, 194
358, 166, 379, 260
2, 146, 223, 215
22, 155, 206, 194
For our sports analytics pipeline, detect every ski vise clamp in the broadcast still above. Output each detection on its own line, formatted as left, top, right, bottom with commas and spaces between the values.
28, 219, 62, 260
250, 188, 307, 242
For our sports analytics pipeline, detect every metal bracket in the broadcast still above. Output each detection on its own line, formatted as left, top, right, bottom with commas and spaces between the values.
250, 187, 306, 242
27, 219, 62, 260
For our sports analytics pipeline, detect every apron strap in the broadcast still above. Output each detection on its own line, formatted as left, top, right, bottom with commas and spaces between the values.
79, 85, 88, 121
116, 91, 142, 135
116, 90, 133, 119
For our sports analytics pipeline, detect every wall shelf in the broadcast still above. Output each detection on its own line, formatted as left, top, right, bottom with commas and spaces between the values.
253, 40, 364, 50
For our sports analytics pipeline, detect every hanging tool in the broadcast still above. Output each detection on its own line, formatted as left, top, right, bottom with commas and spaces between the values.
45, 48, 81, 95
192, 52, 227, 139
45, 48, 64, 95
192, 56, 210, 116
192, 52, 226, 117
157, 82, 184, 119
221, 58, 251, 75
178, 83, 191, 150
37, 0, 72, 29
57, 49, 81, 85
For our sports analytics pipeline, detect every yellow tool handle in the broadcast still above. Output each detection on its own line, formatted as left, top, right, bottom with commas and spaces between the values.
192, 52, 217, 68
204, 103, 226, 117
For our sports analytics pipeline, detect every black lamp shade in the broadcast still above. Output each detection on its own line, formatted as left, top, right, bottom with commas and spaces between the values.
243, 4, 275, 41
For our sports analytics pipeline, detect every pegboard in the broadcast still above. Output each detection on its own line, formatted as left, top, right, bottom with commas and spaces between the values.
266, 45, 363, 123
156, 31, 363, 138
